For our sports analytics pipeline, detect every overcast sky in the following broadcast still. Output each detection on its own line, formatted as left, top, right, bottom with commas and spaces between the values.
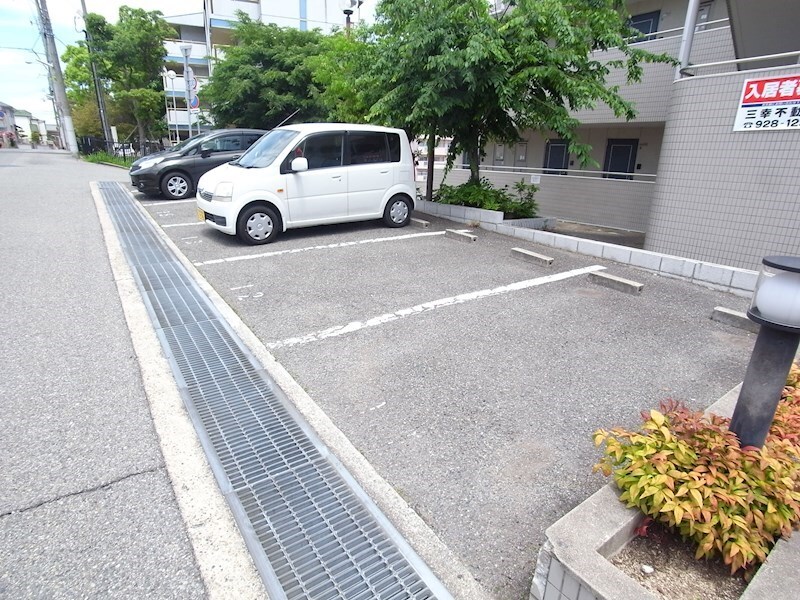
0, 1, 377, 123
0, 0, 201, 122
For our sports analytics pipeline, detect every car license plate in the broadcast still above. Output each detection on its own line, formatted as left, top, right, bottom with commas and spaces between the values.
197, 208, 205, 222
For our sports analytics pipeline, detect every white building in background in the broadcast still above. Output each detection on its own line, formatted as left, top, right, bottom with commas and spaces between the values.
10, 110, 47, 141
163, 1, 368, 142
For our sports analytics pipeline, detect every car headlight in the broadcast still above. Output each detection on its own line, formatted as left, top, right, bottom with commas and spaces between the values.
212, 182, 234, 202
138, 157, 164, 170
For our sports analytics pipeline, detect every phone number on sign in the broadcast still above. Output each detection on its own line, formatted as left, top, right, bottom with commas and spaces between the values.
751, 118, 800, 128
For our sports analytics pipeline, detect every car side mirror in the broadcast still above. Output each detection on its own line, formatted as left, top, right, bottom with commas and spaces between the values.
291, 157, 308, 172
200, 148, 212, 158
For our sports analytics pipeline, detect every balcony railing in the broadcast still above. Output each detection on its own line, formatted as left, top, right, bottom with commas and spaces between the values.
572, 20, 735, 123
427, 165, 656, 232
681, 49, 800, 78
163, 75, 208, 97
418, 162, 656, 183
166, 109, 211, 127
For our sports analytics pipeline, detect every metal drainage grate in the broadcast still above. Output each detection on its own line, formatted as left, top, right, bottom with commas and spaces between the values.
97, 182, 448, 600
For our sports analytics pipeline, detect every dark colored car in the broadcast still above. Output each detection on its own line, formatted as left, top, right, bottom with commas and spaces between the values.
129, 129, 266, 199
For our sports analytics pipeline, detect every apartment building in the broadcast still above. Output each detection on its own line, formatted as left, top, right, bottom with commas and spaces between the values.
162, 1, 364, 143
453, 0, 799, 270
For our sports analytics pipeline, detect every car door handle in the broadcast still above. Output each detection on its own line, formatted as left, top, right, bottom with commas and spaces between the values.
331, 175, 342, 180
380, 170, 389, 174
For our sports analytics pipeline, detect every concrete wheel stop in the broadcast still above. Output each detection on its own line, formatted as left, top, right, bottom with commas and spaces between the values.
530, 385, 800, 600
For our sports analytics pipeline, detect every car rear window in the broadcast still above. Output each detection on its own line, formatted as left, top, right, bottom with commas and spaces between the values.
387, 133, 401, 162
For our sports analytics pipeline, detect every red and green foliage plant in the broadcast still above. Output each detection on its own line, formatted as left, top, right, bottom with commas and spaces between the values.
594, 364, 800, 574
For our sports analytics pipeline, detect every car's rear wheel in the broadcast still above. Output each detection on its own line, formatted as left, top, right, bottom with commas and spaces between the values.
160, 171, 192, 200
383, 195, 412, 228
237, 205, 280, 245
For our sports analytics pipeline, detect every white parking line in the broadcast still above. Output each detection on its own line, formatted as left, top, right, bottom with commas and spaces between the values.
163, 222, 204, 229
267, 265, 606, 349
144, 199, 196, 207
193, 230, 470, 267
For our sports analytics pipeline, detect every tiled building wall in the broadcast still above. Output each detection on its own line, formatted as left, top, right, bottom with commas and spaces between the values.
645, 67, 800, 270
434, 169, 654, 231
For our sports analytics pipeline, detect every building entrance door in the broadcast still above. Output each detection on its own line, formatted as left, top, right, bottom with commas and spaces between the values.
603, 139, 638, 179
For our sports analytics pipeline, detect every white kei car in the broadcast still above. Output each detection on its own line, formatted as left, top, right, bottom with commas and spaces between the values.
196, 123, 417, 245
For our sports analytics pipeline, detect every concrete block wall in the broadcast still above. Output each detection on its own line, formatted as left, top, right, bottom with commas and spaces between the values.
430, 168, 655, 232
645, 66, 800, 270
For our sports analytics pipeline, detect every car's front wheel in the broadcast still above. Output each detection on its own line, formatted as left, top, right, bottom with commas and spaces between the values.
383, 195, 412, 228
237, 205, 280, 245
160, 171, 193, 200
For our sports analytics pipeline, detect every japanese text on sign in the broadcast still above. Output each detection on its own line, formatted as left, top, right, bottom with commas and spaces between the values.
734, 75, 800, 131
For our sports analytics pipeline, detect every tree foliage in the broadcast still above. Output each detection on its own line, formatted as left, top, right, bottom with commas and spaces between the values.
308, 28, 379, 124
74, 6, 175, 146
367, 0, 674, 184
202, 15, 326, 129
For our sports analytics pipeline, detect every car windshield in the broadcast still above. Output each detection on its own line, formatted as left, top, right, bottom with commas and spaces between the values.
235, 129, 297, 168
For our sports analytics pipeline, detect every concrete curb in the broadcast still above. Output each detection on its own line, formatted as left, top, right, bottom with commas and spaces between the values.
588, 272, 644, 295
511, 247, 553, 266
445, 229, 477, 243
416, 205, 758, 298
711, 307, 760, 334
411, 217, 431, 228
123, 185, 489, 599
530, 382, 800, 600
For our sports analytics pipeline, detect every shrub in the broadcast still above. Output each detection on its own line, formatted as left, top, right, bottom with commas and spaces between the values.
83, 151, 133, 168
594, 365, 800, 574
433, 178, 538, 218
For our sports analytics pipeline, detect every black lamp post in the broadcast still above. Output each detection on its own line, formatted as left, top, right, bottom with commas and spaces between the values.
730, 256, 800, 448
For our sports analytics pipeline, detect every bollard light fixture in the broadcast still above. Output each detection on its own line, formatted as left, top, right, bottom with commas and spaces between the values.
730, 256, 800, 448
748, 256, 800, 331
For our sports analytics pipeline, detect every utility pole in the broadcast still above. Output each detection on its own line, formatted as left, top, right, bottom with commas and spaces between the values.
80, 0, 112, 145
34, 0, 78, 154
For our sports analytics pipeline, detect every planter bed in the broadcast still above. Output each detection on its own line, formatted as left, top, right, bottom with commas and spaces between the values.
529, 385, 800, 600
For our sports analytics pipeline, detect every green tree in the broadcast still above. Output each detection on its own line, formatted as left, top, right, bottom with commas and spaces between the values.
370, 0, 673, 189
62, 45, 96, 106
203, 15, 326, 128
62, 44, 102, 136
368, 0, 487, 200
84, 7, 175, 148
308, 28, 379, 123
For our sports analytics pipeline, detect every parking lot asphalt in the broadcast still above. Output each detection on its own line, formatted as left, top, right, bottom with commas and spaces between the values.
139, 194, 756, 599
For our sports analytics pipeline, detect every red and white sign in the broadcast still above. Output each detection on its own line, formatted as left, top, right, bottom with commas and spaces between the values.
734, 74, 800, 131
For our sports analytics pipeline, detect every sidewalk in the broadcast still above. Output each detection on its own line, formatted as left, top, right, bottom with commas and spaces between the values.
0, 150, 207, 597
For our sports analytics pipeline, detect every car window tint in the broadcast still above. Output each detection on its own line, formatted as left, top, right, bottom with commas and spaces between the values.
349, 132, 388, 165
291, 133, 344, 169
387, 133, 401, 162
242, 133, 263, 148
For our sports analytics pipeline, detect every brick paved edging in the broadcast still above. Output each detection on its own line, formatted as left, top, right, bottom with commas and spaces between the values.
529, 385, 800, 600
415, 201, 758, 298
